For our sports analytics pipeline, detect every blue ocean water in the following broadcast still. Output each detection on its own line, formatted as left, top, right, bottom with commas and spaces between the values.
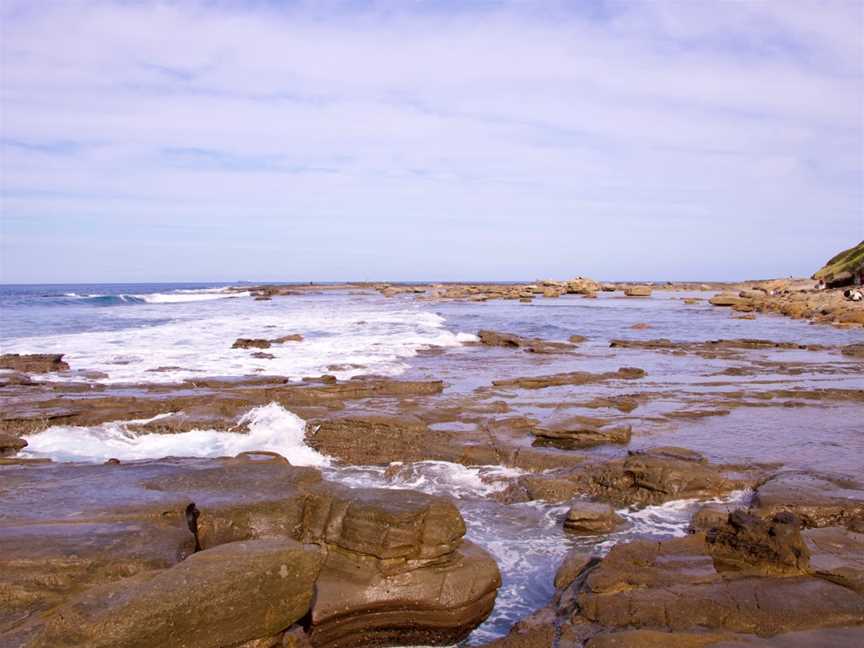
0, 282, 234, 341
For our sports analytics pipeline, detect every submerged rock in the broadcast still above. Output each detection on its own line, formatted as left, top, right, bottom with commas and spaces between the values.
492, 367, 645, 390
476, 330, 576, 354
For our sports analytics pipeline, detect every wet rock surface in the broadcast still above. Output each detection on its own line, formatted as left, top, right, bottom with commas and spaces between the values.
0, 458, 500, 648
2, 280, 863, 645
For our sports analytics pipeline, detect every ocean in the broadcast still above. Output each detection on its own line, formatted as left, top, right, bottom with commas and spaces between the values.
2, 282, 863, 642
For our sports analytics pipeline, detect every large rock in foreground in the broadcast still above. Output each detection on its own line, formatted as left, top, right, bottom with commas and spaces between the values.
1, 457, 500, 648
26, 539, 321, 648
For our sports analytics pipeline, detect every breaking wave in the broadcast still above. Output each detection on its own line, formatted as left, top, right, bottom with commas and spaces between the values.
22, 403, 328, 466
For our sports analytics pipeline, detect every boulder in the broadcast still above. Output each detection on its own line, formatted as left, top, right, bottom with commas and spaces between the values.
710, 293, 747, 307
565, 278, 601, 295
0, 458, 501, 648
25, 539, 322, 648
564, 502, 623, 535
0, 354, 69, 373
309, 539, 499, 647
624, 286, 652, 297
705, 510, 810, 576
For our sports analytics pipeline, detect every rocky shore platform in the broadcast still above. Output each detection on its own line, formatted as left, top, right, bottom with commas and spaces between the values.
1, 277, 863, 647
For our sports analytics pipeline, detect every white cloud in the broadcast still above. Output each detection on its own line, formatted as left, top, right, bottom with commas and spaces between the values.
1, 0, 861, 281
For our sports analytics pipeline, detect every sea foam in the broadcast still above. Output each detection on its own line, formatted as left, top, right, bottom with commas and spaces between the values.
22, 403, 328, 466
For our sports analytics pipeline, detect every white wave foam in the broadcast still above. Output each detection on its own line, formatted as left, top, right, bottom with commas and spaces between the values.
5, 296, 469, 383
21, 403, 328, 466
137, 291, 249, 303
329, 461, 523, 499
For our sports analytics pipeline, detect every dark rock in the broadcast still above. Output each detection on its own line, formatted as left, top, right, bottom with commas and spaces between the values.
0, 433, 27, 457
477, 330, 575, 354
706, 510, 810, 576
232, 338, 272, 349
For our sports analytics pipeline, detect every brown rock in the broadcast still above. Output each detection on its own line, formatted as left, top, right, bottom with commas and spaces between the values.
841, 343, 864, 358
492, 367, 645, 390
0, 353, 69, 373
752, 471, 864, 529
564, 502, 623, 535
554, 548, 596, 589
706, 510, 810, 576
624, 286, 652, 297
0, 433, 27, 457
804, 527, 864, 594
26, 539, 322, 648
533, 419, 632, 449
477, 330, 575, 354
575, 534, 864, 635
232, 338, 272, 349
273, 334, 304, 343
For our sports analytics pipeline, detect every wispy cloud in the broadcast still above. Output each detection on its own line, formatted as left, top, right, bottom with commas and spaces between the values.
1, 0, 861, 281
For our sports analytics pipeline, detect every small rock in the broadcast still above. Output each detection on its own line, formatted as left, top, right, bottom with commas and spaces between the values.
624, 286, 652, 297
564, 502, 623, 535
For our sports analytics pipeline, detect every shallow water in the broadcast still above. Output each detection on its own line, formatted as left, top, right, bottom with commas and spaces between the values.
5, 284, 864, 642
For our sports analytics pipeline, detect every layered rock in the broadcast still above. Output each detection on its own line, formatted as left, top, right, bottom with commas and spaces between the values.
563, 502, 623, 535
532, 417, 632, 449
492, 367, 645, 390
752, 471, 864, 530
23, 539, 322, 648
1, 457, 500, 648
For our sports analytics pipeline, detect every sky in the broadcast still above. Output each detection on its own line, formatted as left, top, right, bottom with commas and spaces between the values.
1, 0, 862, 283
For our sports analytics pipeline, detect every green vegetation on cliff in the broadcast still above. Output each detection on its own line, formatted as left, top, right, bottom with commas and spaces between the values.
813, 240, 864, 286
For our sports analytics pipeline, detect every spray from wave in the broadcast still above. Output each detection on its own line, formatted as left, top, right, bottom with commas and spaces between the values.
22, 403, 328, 466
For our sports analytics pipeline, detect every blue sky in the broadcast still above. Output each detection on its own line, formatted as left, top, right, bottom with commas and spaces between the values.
1, 0, 862, 282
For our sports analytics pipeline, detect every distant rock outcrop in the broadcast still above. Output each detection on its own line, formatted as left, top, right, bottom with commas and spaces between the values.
813, 240, 864, 287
